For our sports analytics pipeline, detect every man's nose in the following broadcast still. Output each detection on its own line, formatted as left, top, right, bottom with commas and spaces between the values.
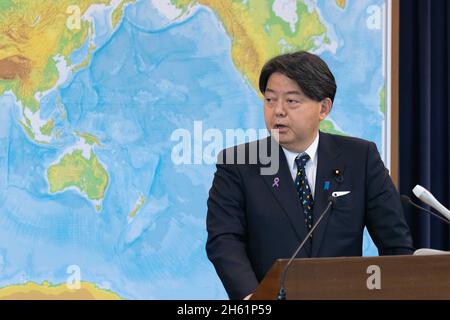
274, 100, 286, 117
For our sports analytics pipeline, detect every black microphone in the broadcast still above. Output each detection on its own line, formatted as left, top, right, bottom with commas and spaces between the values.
277, 195, 336, 300
401, 195, 449, 224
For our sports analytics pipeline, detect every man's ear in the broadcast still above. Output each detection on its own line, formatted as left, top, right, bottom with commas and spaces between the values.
319, 98, 332, 120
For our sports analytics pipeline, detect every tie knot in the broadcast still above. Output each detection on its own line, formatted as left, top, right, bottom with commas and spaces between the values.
295, 154, 310, 169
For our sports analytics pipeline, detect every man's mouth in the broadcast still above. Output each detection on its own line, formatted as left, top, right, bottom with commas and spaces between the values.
274, 124, 288, 130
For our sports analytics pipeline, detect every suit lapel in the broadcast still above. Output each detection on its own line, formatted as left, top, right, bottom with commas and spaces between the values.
311, 132, 344, 256
260, 143, 311, 255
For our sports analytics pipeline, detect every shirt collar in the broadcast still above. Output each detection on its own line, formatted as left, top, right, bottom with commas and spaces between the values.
282, 132, 319, 170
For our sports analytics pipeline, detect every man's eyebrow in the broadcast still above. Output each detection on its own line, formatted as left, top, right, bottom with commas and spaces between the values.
264, 88, 303, 95
285, 90, 302, 95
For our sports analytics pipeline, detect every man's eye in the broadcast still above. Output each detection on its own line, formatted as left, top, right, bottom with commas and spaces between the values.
287, 99, 299, 104
265, 98, 274, 103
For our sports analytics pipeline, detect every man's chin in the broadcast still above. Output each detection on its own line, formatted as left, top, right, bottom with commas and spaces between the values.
268, 129, 293, 145
274, 136, 292, 147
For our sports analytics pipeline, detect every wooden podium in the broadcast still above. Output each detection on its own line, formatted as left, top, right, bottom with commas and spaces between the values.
251, 254, 450, 300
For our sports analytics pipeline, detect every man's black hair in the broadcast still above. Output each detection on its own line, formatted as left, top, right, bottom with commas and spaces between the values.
259, 51, 337, 103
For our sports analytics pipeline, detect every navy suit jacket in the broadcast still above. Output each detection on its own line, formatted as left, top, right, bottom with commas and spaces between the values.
206, 131, 414, 300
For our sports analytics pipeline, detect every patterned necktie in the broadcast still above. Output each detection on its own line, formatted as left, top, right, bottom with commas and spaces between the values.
294, 154, 314, 233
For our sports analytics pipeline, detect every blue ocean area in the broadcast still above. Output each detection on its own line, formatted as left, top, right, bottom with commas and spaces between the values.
318, 0, 384, 150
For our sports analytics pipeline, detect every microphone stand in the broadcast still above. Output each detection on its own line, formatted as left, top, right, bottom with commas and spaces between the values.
277, 197, 335, 300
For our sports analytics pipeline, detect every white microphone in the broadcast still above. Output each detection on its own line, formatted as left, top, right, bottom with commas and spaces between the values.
412, 185, 450, 221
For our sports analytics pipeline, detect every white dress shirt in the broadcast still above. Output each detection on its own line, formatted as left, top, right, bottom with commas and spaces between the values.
282, 132, 319, 198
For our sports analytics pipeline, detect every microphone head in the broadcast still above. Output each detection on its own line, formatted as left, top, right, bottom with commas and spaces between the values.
327, 195, 337, 204
413, 185, 426, 199
412, 185, 450, 220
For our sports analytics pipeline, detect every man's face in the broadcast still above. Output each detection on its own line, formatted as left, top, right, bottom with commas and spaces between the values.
263, 72, 331, 152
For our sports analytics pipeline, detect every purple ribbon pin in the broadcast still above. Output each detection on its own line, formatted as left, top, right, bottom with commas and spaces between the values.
272, 177, 280, 188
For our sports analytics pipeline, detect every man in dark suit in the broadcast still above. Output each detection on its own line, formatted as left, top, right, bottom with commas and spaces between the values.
206, 51, 414, 300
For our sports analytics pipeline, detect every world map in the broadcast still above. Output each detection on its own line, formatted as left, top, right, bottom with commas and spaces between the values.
0, 0, 387, 299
